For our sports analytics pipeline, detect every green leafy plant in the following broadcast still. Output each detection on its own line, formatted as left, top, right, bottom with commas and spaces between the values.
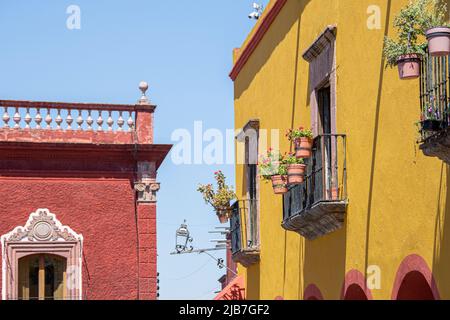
286, 127, 313, 141
284, 153, 304, 165
258, 149, 288, 181
197, 171, 236, 212
383, 0, 430, 68
422, 0, 449, 29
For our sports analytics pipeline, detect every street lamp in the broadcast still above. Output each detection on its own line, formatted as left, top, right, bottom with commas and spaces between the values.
171, 222, 237, 276
175, 220, 193, 254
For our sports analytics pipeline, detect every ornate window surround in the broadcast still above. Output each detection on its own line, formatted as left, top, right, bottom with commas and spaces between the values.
1, 209, 83, 300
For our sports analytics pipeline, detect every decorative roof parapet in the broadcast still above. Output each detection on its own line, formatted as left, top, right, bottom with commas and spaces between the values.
302, 25, 337, 63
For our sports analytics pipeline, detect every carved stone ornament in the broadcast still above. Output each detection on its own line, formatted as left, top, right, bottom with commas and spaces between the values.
134, 181, 160, 203
5, 209, 82, 243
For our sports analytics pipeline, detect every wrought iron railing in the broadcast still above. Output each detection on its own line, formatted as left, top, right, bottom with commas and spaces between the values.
283, 134, 347, 222
420, 50, 450, 139
230, 199, 258, 255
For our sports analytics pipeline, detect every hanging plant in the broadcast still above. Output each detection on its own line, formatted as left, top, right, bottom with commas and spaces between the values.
285, 153, 306, 185
259, 149, 289, 195
197, 171, 236, 224
423, 0, 450, 56
383, 0, 429, 79
286, 127, 314, 159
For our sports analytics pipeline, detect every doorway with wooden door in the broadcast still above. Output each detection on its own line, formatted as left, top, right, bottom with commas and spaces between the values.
18, 254, 67, 300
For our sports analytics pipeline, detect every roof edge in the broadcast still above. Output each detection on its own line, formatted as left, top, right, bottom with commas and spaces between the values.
229, 0, 288, 81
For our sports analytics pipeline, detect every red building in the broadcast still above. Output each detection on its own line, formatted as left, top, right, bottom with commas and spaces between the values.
0, 83, 171, 300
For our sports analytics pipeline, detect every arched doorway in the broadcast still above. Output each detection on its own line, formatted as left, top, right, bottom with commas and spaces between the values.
391, 255, 440, 300
396, 271, 435, 300
343, 284, 368, 300
18, 254, 67, 300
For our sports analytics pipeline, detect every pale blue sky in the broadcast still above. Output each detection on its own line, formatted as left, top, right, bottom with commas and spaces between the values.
0, 0, 269, 299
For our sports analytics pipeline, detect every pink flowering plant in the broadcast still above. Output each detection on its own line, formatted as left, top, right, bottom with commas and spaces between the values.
197, 171, 236, 213
258, 149, 288, 181
286, 127, 313, 141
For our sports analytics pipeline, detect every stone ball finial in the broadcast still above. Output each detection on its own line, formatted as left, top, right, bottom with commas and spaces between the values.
139, 81, 149, 95
138, 81, 150, 105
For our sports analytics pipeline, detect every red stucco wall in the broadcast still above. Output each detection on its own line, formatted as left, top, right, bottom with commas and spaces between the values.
0, 177, 142, 300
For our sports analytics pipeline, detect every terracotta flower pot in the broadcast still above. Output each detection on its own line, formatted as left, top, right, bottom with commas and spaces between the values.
216, 207, 231, 224
287, 164, 306, 185
396, 54, 421, 80
426, 27, 450, 57
327, 188, 340, 200
217, 213, 229, 224
295, 137, 313, 159
271, 175, 288, 195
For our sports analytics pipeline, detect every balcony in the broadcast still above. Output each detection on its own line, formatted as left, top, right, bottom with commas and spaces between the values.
282, 134, 348, 240
419, 51, 450, 164
230, 199, 260, 267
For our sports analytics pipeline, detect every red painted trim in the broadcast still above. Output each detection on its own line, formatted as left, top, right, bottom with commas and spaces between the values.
391, 254, 440, 300
304, 284, 324, 300
229, 0, 288, 81
341, 269, 373, 300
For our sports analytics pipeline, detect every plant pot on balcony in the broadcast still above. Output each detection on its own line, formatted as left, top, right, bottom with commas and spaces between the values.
421, 119, 444, 132
215, 207, 231, 224
295, 138, 313, 159
287, 164, 306, 185
397, 54, 421, 80
271, 175, 288, 195
426, 27, 450, 57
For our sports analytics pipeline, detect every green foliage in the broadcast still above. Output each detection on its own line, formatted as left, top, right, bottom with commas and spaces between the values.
286, 127, 313, 141
383, 0, 449, 68
197, 171, 236, 212
258, 149, 288, 181
423, 0, 449, 29
284, 153, 304, 165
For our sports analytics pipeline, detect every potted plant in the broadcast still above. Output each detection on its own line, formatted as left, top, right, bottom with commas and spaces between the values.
424, 0, 450, 56
259, 149, 288, 195
421, 101, 445, 131
286, 127, 314, 159
285, 153, 306, 185
197, 171, 236, 224
383, 0, 428, 79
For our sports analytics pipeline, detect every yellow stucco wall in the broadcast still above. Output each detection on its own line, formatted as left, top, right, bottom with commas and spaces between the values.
233, 0, 450, 300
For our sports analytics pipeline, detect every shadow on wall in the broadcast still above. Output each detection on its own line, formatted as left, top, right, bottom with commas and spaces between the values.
302, 227, 347, 300
432, 164, 450, 299
234, 0, 311, 101
246, 263, 260, 300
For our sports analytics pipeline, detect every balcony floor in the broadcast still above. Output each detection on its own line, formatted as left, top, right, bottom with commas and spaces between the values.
232, 248, 260, 268
420, 128, 450, 164
282, 200, 347, 240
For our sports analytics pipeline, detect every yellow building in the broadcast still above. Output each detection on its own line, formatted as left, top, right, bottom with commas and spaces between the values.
230, 0, 450, 300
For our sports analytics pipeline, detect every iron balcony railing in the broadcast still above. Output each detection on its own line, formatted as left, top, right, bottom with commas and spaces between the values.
420, 50, 450, 139
283, 134, 347, 222
230, 199, 258, 255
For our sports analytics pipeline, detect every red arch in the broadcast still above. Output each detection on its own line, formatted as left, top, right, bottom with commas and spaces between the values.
304, 284, 324, 300
341, 269, 373, 300
391, 254, 440, 300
